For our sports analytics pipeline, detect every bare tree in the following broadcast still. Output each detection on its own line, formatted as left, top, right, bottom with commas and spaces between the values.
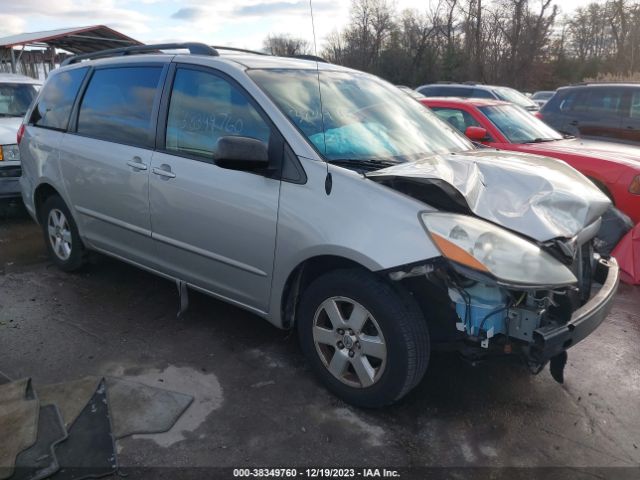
263, 34, 311, 56
309, 0, 640, 90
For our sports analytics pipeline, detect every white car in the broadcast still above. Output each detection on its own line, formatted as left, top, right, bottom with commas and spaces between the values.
0, 73, 41, 198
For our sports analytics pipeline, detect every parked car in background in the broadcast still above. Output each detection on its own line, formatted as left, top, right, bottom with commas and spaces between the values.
0, 73, 41, 198
395, 85, 426, 101
422, 97, 640, 223
416, 82, 539, 112
531, 90, 555, 107
20, 44, 618, 407
538, 83, 640, 146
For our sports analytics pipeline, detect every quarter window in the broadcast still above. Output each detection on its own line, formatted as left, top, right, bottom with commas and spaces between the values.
166, 68, 270, 159
30, 67, 87, 130
77, 67, 163, 148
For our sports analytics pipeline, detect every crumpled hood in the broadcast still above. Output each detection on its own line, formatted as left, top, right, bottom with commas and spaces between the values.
367, 149, 611, 242
0, 117, 22, 145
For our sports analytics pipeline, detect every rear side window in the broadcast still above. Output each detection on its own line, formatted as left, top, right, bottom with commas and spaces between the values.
77, 66, 163, 148
30, 67, 87, 130
165, 68, 271, 159
574, 88, 624, 116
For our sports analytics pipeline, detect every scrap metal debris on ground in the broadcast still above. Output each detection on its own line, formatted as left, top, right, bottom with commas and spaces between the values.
0, 375, 194, 480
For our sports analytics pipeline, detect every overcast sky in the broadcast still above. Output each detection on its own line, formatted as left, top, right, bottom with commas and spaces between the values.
0, 0, 600, 51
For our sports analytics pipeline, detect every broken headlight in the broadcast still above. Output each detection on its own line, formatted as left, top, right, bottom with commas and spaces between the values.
421, 212, 577, 287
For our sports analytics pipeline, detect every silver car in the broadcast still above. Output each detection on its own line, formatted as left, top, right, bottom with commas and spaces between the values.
19, 44, 619, 407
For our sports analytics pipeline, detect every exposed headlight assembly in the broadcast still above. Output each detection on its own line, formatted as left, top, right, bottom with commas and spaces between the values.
0, 144, 20, 162
421, 212, 577, 287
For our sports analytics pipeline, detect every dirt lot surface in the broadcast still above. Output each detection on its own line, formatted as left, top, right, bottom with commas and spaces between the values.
1, 200, 639, 478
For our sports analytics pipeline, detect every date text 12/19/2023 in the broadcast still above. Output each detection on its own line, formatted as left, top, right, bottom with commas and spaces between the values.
233, 468, 401, 478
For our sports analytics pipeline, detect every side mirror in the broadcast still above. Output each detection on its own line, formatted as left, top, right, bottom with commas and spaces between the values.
465, 126, 489, 142
215, 136, 269, 170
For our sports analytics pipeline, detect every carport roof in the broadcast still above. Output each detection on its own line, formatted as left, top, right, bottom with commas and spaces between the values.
0, 25, 142, 53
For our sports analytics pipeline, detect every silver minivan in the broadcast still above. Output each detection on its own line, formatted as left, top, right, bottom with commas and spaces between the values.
19, 44, 619, 407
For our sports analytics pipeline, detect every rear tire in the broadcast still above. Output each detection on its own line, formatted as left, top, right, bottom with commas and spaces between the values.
297, 269, 429, 407
40, 195, 86, 272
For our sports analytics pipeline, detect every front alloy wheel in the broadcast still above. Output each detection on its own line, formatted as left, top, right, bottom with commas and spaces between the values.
313, 297, 387, 388
298, 269, 430, 407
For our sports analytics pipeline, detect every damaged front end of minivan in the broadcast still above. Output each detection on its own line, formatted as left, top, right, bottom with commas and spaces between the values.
370, 150, 621, 382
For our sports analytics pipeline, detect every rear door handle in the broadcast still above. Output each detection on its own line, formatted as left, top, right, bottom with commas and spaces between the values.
127, 157, 147, 171
569, 120, 579, 126
152, 164, 176, 179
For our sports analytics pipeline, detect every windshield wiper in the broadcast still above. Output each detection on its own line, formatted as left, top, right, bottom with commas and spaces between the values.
327, 158, 400, 172
527, 137, 557, 143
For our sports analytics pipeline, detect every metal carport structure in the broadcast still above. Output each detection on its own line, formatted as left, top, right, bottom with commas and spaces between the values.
0, 25, 142, 78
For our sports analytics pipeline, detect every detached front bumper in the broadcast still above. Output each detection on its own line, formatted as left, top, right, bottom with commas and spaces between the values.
530, 257, 619, 362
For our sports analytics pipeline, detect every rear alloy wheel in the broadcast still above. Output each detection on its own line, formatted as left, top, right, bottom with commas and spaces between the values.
47, 208, 72, 261
298, 269, 429, 407
40, 195, 86, 271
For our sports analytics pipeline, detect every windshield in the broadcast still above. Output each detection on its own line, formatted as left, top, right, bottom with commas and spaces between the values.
0, 83, 38, 117
494, 87, 537, 108
249, 69, 473, 164
479, 104, 563, 143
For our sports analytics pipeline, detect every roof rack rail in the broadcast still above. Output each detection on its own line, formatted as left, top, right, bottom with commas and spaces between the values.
211, 45, 268, 56
61, 42, 219, 66
287, 54, 329, 63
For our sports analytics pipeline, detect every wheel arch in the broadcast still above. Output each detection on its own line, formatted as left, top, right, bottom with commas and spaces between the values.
280, 255, 374, 330
33, 182, 63, 223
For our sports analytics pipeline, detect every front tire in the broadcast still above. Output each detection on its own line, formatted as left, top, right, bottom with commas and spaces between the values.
298, 269, 429, 407
40, 195, 86, 272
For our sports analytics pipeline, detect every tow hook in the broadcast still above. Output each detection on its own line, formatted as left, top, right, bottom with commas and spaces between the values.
549, 351, 568, 384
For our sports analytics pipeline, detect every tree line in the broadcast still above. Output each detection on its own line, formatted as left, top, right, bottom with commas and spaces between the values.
263, 0, 640, 91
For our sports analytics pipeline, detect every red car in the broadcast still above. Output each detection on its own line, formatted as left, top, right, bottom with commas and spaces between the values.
420, 97, 640, 223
